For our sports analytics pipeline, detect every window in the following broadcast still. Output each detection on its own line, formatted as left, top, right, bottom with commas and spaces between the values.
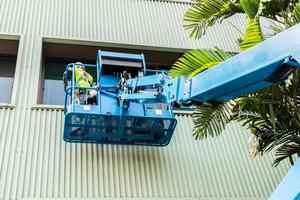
39, 42, 183, 105
0, 39, 19, 104
41, 58, 97, 105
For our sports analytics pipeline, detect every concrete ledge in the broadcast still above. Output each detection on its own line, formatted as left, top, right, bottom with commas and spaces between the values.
31, 104, 64, 110
0, 103, 15, 108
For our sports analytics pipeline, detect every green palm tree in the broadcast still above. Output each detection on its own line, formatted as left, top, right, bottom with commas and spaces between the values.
170, 0, 300, 166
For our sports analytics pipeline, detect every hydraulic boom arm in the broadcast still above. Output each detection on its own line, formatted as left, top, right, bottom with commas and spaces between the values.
121, 23, 300, 106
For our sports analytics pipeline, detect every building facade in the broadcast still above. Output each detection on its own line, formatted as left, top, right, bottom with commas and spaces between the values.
0, 0, 291, 199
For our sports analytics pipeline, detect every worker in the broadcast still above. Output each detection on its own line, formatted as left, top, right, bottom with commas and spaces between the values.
118, 71, 130, 91
63, 62, 95, 105
117, 71, 130, 104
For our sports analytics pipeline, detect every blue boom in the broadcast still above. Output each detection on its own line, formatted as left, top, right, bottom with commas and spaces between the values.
63, 24, 300, 146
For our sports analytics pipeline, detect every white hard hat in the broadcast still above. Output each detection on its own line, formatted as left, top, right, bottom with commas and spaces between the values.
75, 62, 85, 70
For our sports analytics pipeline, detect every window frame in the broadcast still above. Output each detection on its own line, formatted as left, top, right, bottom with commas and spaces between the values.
33, 37, 187, 109
0, 34, 21, 108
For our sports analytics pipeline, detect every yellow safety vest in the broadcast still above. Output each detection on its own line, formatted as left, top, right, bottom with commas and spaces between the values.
74, 67, 93, 87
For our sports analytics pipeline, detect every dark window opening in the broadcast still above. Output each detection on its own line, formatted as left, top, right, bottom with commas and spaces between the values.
40, 42, 183, 105
0, 39, 19, 103
41, 57, 97, 105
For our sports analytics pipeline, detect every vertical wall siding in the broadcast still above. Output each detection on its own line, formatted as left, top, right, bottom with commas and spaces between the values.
0, 0, 246, 52
0, 0, 290, 199
0, 108, 290, 199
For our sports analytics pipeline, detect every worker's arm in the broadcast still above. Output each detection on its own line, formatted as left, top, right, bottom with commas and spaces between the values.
87, 73, 93, 86
62, 71, 70, 88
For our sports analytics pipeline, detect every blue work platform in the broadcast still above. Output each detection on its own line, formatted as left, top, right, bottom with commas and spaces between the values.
63, 51, 177, 146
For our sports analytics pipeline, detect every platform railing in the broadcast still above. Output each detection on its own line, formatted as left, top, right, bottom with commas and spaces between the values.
63, 63, 99, 114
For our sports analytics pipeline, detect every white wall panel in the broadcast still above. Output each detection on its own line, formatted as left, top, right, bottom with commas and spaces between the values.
0, 108, 291, 199
0, 0, 247, 52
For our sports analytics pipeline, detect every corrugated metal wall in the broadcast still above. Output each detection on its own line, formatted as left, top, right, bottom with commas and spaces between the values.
0, 0, 291, 199
0, 0, 246, 52
0, 107, 291, 199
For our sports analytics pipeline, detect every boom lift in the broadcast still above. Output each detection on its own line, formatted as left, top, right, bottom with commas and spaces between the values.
63, 24, 300, 146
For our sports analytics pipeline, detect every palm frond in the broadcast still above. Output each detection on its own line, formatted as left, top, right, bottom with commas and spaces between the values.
184, 0, 243, 39
192, 101, 234, 139
169, 48, 234, 78
286, 1, 300, 27
240, 0, 260, 19
261, 0, 298, 24
239, 18, 264, 51
232, 80, 300, 166
177, 0, 300, 167
273, 135, 300, 167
